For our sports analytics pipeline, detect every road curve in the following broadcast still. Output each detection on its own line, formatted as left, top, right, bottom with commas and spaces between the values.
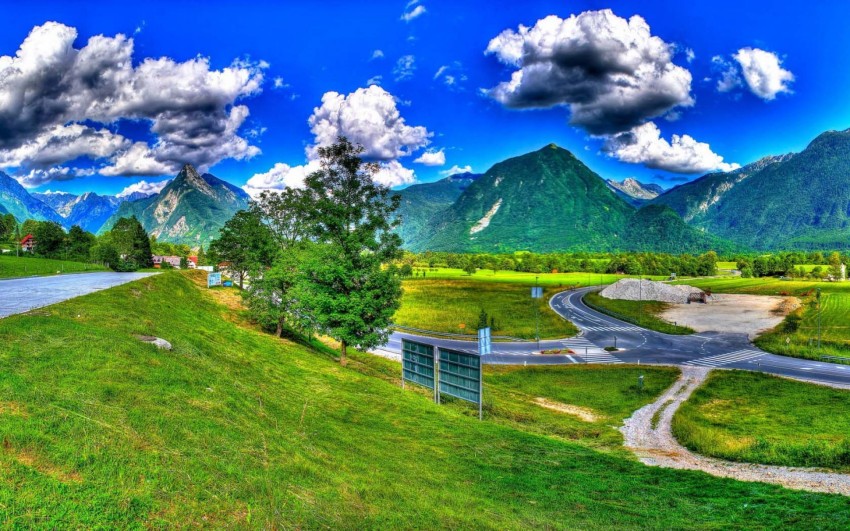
382, 286, 850, 388
0, 272, 158, 318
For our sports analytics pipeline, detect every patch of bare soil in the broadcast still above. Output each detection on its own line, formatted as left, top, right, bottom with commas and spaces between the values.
660, 294, 798, 339
620, 367, 850, 496
533, 397, 600, 422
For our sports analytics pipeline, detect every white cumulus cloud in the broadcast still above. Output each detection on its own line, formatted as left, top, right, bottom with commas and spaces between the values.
116, 178, 170, 198
414, 149, 445, 166
440, 164, 474, 176
485, 9, 693, 135
603, 122, 740, 174
733, 48, 794, 100
401, 4, 426, 22
0, 21, 266, 184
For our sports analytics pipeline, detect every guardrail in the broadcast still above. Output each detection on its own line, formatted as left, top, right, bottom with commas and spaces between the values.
391, 324, 530, 342
820, 355, 850, 365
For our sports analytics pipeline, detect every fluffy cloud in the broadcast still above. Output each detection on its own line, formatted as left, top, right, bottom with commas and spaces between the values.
242, 160, 321, 197
308, 85, 431, 161
116, 178, 171, 198
603, 122, 740, 174
245, 86, 432, 196
0, 21, 266, 184
440, 164, 474, 176
485, 10, 693, 135
393, 55, 416, 81
371, 49, 384, 60
414, 149, 445, 166
16, 166, 95, 188
712, 55, 743, 93
401, 3, 426, 22
733, 48, 794, 100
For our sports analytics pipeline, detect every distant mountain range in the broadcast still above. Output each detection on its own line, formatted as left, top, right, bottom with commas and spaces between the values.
606, 177, 665, 206
4, 127, 850, 252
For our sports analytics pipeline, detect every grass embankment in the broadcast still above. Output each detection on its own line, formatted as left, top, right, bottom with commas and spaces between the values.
395, 280, 577, 339
2, 273, 850, 526
583, 291, 695, 335
0, 255, 106, 279
673, 370, 850, 471
682, 277, 850, 361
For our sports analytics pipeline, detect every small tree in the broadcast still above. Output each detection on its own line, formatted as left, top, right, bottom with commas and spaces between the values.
209, 209, 276, 289
477, 308, 489, 330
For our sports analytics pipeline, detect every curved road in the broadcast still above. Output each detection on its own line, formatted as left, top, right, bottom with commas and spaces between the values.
382, 286, 850, 388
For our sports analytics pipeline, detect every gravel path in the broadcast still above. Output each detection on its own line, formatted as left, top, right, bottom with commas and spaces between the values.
620, 366, 850, 496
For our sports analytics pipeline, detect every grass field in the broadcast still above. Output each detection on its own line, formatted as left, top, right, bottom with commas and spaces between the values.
2, 272, 849, 527
0, 255, 106, 278
673, 370, 850, 470
395, 280, 577, 339
583, 291, 694, 335
678, 276, 850, 360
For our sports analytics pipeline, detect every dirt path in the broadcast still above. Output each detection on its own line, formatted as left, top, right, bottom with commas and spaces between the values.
620, 366, 850, 496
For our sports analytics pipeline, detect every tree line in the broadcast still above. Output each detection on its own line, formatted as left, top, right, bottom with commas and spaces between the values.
0, 214, 154, 271
208, 137, 402, 364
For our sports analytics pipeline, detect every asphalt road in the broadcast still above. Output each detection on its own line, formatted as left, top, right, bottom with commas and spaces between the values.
0, 272, 157, 318
383, 286, 850, 388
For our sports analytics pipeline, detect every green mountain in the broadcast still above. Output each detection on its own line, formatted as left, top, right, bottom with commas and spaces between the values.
399, 144, 730, 253
101, 164, 249, 246
0, 171, 64, 224
651, 154, 791, 224
394, 172, 479, 248
654, 129, 850, 250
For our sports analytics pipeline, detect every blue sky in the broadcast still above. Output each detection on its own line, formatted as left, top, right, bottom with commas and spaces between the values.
0, 0, 848, 197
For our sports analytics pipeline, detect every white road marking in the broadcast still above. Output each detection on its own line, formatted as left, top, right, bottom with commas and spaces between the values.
684, 349, 764, 367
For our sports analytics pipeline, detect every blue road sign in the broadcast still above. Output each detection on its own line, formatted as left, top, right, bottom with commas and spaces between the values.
207, 272, 222, 288
531, 286, 543, 298
478, 327, 491, 356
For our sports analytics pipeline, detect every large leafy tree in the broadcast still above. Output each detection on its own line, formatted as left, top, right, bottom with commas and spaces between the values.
297, 137, 403, 364
110, 216, 154, 268
33, 221, 66, 258
208, 209, 276, 289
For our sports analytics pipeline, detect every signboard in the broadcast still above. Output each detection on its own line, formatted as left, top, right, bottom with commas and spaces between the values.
402, 339, 436, 392
438, 347, 483, 418
531, 286, 543, 298
207, 272, 222, 288
478, 327, 491, 356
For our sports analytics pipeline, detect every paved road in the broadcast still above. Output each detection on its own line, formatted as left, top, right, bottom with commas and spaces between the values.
0, 272, 158, 318
382, 286, 850, 388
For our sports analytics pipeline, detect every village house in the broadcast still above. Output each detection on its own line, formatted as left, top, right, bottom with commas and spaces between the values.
152, 255, 182, 269
20, 234, 34, 252
187, 256, 198, 269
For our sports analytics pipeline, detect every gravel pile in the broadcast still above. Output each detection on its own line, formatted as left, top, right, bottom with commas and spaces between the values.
600, 278, 705, 304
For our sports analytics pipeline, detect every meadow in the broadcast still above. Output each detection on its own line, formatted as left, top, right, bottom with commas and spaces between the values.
2, 271, 849, 527
395, 280, 577, 339
679, 276, 850, 360
673, 370, 850, 470
583, 291, 695, 335
0, 255, 106, 279
395, 269, 663, 339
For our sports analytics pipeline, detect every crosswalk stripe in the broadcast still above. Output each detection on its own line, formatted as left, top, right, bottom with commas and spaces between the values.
684, 349, 764, 367
583, 326, 642, 332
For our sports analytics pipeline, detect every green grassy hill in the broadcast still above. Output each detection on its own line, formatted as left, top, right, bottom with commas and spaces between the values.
0, 255, 106, 279
1, 272, 848, 527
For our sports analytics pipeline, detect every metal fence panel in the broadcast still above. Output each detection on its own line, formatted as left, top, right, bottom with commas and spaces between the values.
402, 339, 435, 390
438, 348, 481, 404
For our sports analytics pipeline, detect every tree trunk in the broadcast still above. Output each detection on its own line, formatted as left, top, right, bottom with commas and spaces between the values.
340, 340, 347, 366
239, 271, 244, 290
275, 318, 283, 338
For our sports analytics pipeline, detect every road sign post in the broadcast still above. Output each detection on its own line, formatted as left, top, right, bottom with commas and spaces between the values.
531, 280, 543, 351
816, 288, 822, 349
478, 327, 491, 356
